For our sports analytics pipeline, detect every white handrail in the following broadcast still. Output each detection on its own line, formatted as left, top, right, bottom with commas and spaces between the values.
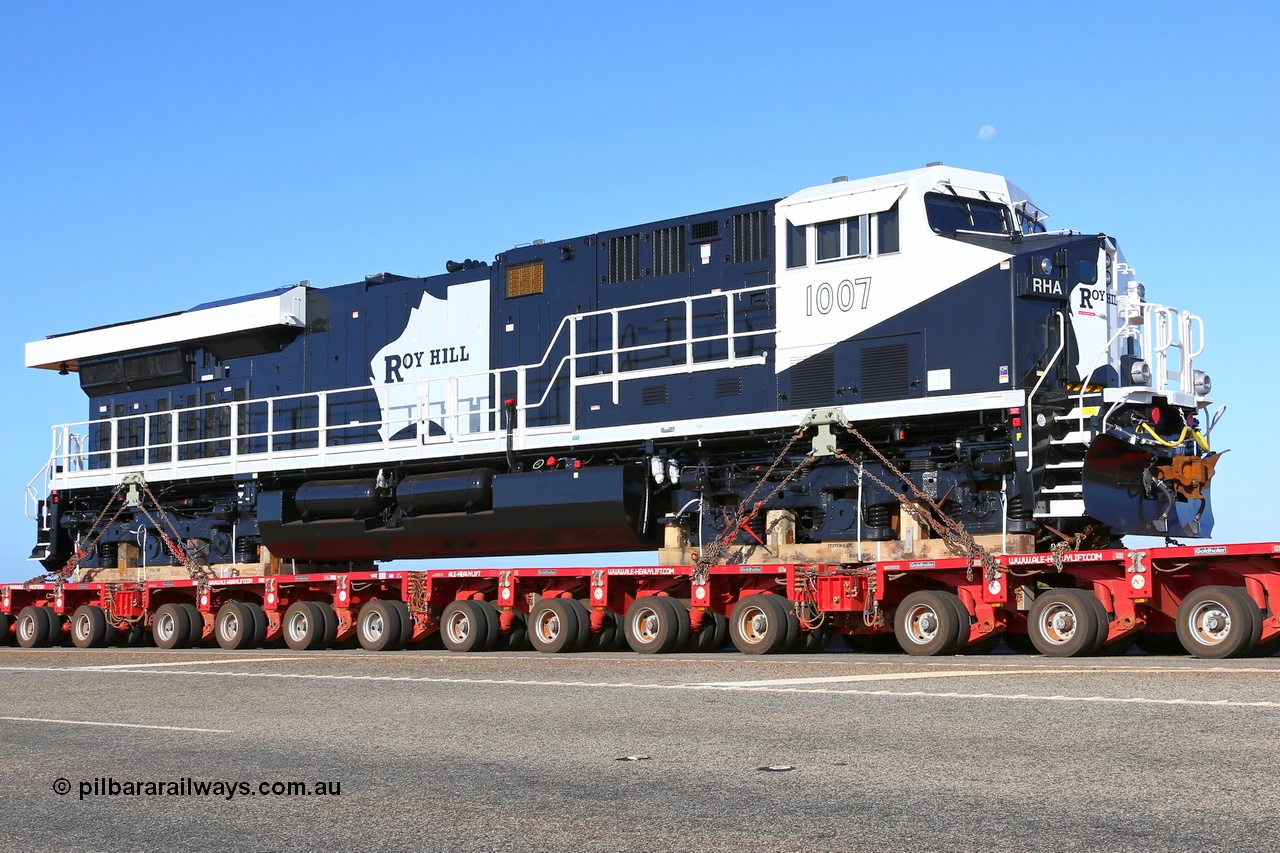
34, 284, 779, 491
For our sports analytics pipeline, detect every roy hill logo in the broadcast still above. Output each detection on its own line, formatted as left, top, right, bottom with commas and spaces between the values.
384, 346, 470, 383
368, 280, 491, 442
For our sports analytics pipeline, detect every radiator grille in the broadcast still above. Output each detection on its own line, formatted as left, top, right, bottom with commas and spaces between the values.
652, 226, 686, 277
789, 351, 835, 408
731, 210, 769, 263
860, 343, 910, 399
608, 234, 641, 283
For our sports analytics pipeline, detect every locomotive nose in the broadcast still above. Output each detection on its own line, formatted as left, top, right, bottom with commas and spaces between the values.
1081, 434, 1216, 538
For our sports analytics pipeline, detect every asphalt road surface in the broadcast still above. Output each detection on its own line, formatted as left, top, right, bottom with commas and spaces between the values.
2, 645, 1278, 852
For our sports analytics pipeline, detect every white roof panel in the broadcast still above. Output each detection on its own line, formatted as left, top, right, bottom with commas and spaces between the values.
26, 285, 308, 371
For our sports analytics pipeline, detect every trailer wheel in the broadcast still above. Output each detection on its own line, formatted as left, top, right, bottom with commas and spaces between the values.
691, 609, 729, 652
215, 601, 258, 650
311, 601, 338, 648
154, 604, 193, 650
623, 596, 680, 654
179, 603, 205, 646
1027, 589, 1104, 657
357, 600, 406, 652
46, 609, 65, 645
729, 594, 791, 655
441, 600, 495, 653
1176, 586, 1260, 659
388, 600, 415, 650
1226, 587, 1264, 654
0, 613, 10, 646
283, 602, 326, 651
16, 606, 54, 649
660, 597, 691, 651
71, 605, 114, 649
241, 601, 268, 648
943, 593, 975, 654
894, 591, 965, 656
530, 598, 586, 653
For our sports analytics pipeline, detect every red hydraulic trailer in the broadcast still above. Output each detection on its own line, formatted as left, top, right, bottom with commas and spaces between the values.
2, 541, 1277, 659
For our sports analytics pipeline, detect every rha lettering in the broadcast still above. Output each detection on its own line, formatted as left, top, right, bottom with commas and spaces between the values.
1030, 277, 1063, 295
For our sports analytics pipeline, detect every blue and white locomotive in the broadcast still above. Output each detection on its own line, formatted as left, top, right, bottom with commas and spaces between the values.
24, 164, 1219, 573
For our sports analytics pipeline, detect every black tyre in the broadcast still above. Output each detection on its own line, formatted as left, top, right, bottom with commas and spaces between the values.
1027, 589, 1104, 657
71, 605, 114, 649
1133, 631, 1184, 655
529, 598, 585, 653
1083, 588, 1112, 651
177, 603, 204, 646
658, 597, 691, 651
15, 606, 54, 649
691, 609, 729, 652
46, 609, 65, 645
893, 590, 965, 656
940, 591, 974, 655
240, 601, 268, 647
0, 613, 10, 646
623, 596, 682, 654
215, 601, 257, 650
357, 599, 405, 652
778, 598, 801, 653
1225, 587, 1264, 654
440, 600, 495, 653
283, 601, 325, 651
152, 601, 189, 648
729, 594, 791, 655
311, 601, 338, 648
1176, 585, 1259, 659
388, 600, 414, 649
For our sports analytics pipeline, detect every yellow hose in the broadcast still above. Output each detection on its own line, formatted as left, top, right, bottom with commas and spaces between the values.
1139, 422, 1210, 452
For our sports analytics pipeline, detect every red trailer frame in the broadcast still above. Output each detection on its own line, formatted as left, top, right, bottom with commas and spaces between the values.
2, 541, 1277, 659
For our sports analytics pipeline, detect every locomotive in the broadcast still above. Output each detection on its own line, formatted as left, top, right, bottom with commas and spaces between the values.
24, 164, 1219, 575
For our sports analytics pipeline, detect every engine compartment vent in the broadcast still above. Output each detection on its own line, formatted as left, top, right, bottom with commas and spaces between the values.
641, 384, 669, 406
861, 343, 910, 399
789, 351, 835, 408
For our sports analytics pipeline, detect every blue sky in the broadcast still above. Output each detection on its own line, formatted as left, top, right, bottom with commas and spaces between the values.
1, 2, 1274, 582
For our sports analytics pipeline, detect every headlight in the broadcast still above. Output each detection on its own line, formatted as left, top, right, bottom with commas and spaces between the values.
1129, 360, 1151, 386
1194, 370, 1212, 395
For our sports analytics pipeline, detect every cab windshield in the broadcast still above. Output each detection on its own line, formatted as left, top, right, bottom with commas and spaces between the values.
925, 193, 1011, 235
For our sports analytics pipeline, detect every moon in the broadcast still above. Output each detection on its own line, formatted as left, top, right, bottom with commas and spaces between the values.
978, 125, 996, 141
